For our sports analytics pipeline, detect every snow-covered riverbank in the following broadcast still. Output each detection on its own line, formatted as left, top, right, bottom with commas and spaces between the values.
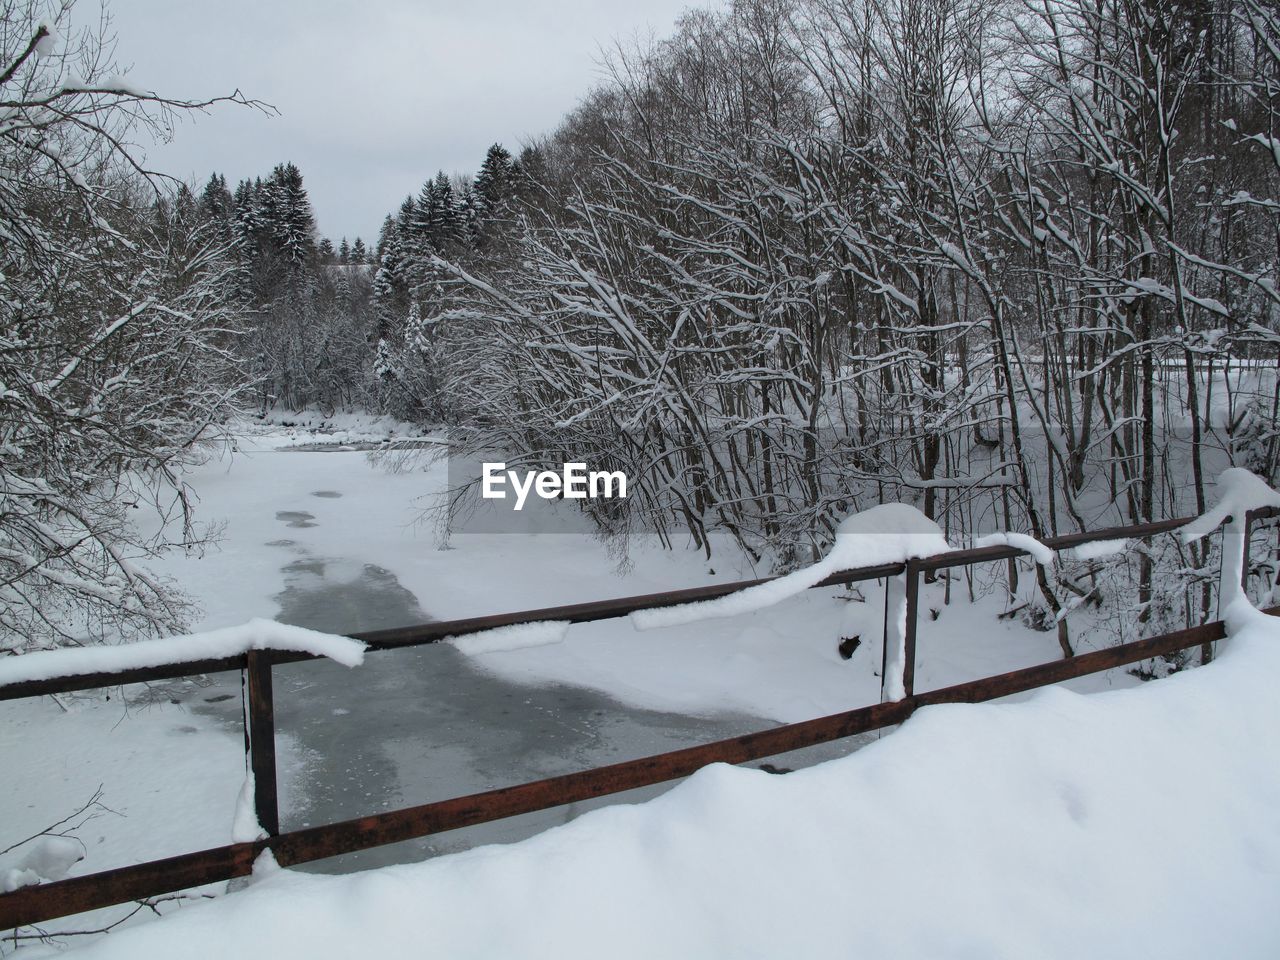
1, 414, 1156, 950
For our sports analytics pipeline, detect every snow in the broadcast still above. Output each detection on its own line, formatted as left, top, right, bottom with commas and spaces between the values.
1069, 538, 1129, 561
448, 621, 570, 656
880, 570, 909, 702
1180, 468, 1280, 610
1178, 468, 1280, 543
0, 619, 366, 687
231, 774, 266, 845
631, 504, 951, 631
0, 419, 1185, 948
974, 531, 1056, 566
0, 693, 246, 905
0, 837, 83, 893
33, 20, 56, 56
42, 602, 1280, 959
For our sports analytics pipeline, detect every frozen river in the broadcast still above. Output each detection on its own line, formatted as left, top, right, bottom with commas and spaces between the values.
192, 501, 870, 873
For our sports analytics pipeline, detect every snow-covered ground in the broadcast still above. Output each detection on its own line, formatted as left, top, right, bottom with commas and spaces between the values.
1, 413, 1238, 953
26, 589, 1280, 959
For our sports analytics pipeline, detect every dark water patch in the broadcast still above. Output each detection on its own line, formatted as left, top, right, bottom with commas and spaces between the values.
310, 490, 343, 499
265, 539, 297, 548
275, 511, 317, 528
275, 561, 420, 636
192, 553, 872, 876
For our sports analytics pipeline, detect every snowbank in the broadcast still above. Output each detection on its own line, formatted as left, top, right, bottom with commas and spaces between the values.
631, 504, 951, 630
0, 619, 365, 687
48, 601, 1280, 958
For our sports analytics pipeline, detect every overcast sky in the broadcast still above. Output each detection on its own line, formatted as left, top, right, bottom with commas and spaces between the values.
102, 0, 708, 245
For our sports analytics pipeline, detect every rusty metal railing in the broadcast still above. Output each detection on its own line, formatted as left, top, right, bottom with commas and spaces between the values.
1, 507, 1276, 932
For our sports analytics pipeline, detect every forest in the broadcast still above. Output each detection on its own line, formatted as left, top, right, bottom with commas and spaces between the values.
4, 0, 1280, 657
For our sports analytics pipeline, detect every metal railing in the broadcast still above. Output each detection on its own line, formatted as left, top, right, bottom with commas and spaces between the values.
1, 506, 1276, 932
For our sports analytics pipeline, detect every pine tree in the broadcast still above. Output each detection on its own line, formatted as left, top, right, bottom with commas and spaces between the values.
457, 181, 480, 247
515, 145, 546, 199
397, 195, 416, 235
411, 179, 436, 247
264, 162, 317, 270
339, 237, 351, 263
198, 172, 233, 225
232, 178, 265, 253
430, 170, 459, 248
375, 215, 397, 263
473, 143, 516, 216
372, 231, 406, 340
318, 237, 335, 263
351, 237, 368, 265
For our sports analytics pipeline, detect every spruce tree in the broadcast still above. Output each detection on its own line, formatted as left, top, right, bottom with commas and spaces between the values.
264, 161, 317, 270
473, 143, 516, 215
198, 172, 233, 225
375, 215, 397, 262
430, 170, 459, 248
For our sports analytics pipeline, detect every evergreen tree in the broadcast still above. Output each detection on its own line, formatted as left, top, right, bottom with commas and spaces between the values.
457, 181, 481, 247
430, 170, 459, 248
515, 145, 546, 200
473, 143, 516, 216
318, 237, 335, 263
375, 215, 398, 262
411, 178, 436, 247
338, 237, 351, 263
263, 162, 317, 270
198, 172, 233, 225
372, 231, 406, 340
351, 237, 368, 265
396, 195, 416, 235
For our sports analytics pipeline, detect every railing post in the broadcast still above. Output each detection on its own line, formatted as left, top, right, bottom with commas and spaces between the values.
245, 650, 280, 837
903, 558, 921, 699
880, 560, 920, 703
1242, 512, 1253, 597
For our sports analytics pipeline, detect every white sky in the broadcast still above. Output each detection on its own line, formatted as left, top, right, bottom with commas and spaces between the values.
102, 0, 709, 244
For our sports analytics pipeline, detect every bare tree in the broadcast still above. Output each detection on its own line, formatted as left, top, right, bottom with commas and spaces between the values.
0, 0, 260, 651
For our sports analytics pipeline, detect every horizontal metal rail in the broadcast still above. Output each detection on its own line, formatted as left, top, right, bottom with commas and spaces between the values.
1, 610, 1264, 932
5, 507, 1275, 702
0, 562, 909, 702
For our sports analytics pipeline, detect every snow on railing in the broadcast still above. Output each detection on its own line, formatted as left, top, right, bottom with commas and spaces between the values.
0, 618, 366, 688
